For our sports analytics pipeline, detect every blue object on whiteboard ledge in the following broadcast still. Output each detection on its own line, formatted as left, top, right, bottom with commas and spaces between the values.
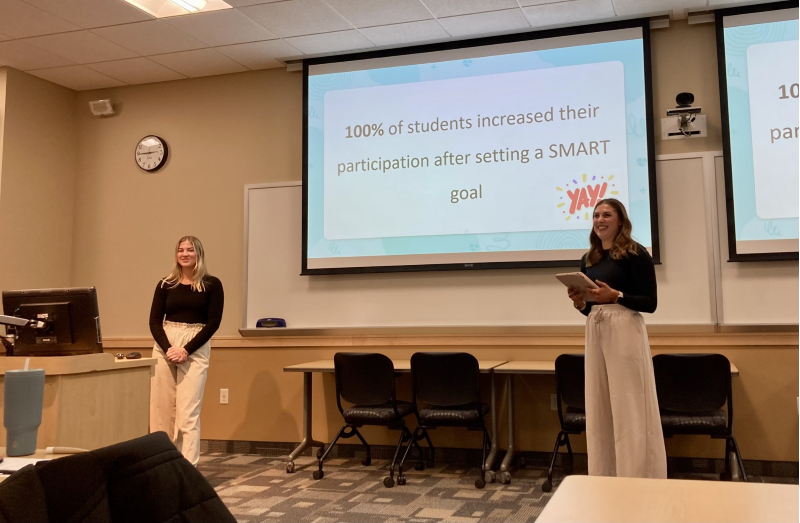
256, 318, 286, 328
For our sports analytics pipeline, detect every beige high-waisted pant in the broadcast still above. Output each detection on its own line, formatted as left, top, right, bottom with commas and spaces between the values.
585, 304, 667, 478
150, 320, 210, 466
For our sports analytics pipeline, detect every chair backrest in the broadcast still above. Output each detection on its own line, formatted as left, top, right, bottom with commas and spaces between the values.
334, 352, 396, 407
555, 354, 585, 409
652, 354, 730, 412
411, 352, 480, 406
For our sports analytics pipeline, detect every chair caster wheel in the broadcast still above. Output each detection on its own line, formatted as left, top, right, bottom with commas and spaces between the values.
362, 458, 372, 466
383, 477, 395, 488
415, 462, 425, 471
475, 478, 486, 489
316, 448, 324, 459
397, 475, 407, 486
720, 472, 732, 481
312, 470, 324, 480
286, 462, 295, 473
542, 480, 552, 493
484, 470, 496, 483
499, 472, 511, 485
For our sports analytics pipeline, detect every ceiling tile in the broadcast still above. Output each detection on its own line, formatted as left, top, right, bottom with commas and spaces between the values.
164, 9, 277, 46
360, 20, 450, 47
612, 0, 706, 16
438, 9, 530, 38
0, 40, 75, 70
87, 57, 187, 84
150, 48, 248, 77
422, 0, 519, 18
285, 29, 374, 54
215, 40, 303, 68
92, 20, 206, 56
521, 0, 616, 29
29, 65, 127, 90
22, 0, 154, 29
0, 0, 81, 38
239, 0, 353, 38
24, 31, 138, 64
324, 0, 432, 28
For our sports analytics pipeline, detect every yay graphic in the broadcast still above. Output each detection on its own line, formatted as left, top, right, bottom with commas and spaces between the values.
556, 174, 619, 222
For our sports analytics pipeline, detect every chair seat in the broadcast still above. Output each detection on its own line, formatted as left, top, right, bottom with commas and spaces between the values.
417, 402, 490, 427
343, 401, 414, 425
563, 406, 586, 431
660, 408, 727, 434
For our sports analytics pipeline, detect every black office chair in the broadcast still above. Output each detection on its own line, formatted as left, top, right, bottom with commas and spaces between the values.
542, 354, 586, 493
401, 352, 490, 489
653, 353, 748, 482
313, 352, 421, 488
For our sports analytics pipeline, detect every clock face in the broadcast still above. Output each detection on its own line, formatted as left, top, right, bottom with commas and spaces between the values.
135, 135, 168, 172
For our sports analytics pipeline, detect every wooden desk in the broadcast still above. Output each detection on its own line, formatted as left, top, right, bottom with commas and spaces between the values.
283, 358, 506, 474
491, 360, 742, 485
0, 353, 155, 451
537, 475, 798, 523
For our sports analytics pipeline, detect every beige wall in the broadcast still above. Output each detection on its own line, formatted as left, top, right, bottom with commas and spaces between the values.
71, 70, 302, 337
0, 20, 797, 462
0, 67, 76, 292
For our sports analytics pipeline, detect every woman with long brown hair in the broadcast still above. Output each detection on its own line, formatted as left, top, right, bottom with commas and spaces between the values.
566, 198, 666, 479
149, 236, 224, 466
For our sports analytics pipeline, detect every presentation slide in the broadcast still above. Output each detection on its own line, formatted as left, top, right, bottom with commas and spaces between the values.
721, 6, 799, 258
305, 24, 657, 272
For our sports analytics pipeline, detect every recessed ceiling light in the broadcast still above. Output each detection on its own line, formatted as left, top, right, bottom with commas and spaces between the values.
123, 0, 230, 18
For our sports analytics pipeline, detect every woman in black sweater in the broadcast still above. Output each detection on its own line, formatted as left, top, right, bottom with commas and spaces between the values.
566, 198, 666, 479
149, 236, 224, 466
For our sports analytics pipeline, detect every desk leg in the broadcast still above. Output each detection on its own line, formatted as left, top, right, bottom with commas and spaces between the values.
287, 372, 325, 473
497, 374, 514, 484
484, 371, 499, 483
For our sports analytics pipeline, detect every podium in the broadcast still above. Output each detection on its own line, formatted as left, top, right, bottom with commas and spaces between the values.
0, 353, 154, 451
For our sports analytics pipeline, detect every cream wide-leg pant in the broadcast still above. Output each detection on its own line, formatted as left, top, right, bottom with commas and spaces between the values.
150, 320, 210, 466
585, 304, 667, 478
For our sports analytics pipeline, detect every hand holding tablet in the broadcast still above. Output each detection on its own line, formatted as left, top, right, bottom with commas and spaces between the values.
556, 272, 600, 302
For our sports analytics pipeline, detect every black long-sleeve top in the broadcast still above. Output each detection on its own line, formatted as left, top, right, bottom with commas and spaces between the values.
578, 243, 657, 316
149, 276, 224, 354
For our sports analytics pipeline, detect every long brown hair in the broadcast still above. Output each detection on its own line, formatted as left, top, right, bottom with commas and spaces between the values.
586, 198, 639, 266
161, 236, 209, 292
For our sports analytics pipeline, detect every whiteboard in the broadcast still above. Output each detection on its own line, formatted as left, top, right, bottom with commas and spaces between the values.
243, 158, 721, 329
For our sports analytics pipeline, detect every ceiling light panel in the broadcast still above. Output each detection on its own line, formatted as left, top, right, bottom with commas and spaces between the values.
122, 0, 231, 18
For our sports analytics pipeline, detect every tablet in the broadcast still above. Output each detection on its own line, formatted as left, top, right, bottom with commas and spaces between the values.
556, 272, 599, 302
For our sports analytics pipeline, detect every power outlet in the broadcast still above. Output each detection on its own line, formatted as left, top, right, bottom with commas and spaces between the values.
550, 394, 558, 411
220, 388, 229, 404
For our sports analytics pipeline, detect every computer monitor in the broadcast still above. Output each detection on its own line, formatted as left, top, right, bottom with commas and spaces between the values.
2, 287, 103, 356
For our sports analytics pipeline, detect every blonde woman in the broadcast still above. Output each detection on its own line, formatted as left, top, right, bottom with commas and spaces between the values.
567, 198, 667, 479
149, 236, 224, 466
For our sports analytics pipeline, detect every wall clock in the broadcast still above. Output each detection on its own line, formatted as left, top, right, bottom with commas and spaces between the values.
135, 135, 168, 172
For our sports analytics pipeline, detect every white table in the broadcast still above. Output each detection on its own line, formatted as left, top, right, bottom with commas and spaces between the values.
538, 475, 798, 522
282, 358, 506, 474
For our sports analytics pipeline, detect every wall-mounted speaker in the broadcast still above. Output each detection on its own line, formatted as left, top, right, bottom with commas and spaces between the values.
88, 99, 114, 116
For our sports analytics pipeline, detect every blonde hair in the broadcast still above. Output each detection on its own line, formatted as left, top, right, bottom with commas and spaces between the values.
162, 236, 208, 292
586, 198, 639, 266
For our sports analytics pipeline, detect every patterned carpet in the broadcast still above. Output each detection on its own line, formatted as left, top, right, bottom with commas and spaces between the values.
199, 454, 556, 523
198, 451, 798, 523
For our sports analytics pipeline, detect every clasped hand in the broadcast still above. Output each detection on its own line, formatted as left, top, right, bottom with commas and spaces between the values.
166, 346, 188, 364
567, 279, 620, 308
